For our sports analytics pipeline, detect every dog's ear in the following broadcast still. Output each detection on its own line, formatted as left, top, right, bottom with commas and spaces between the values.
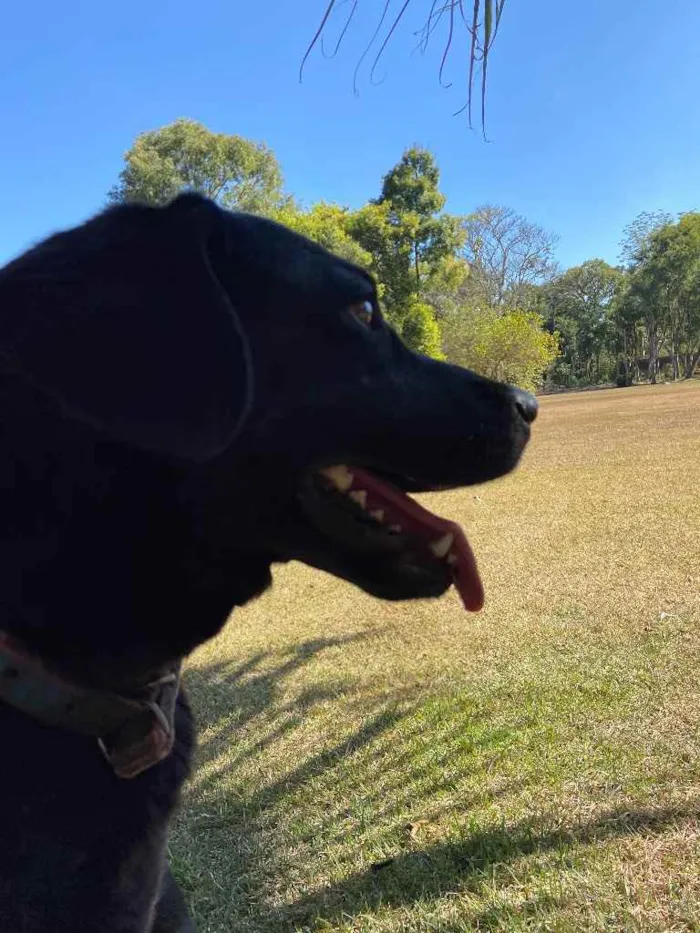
0, 194, 253, 461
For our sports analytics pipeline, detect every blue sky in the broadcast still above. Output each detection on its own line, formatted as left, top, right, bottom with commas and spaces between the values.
1, 0, 698, 270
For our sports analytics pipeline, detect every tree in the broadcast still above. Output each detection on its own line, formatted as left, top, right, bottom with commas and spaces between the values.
619, 213, 700, 381
109, 118, 287, 214
543, 259, 623, 384
349, 147, 464, 355
619, 210, 674, 267
373, 147, 465, 304
442, 307, 559, 391
608, 288, 641, 385
272, 201, 372, 269
460, 205, 559, 310
649, 215, 700, 379
398, 298, 445, 359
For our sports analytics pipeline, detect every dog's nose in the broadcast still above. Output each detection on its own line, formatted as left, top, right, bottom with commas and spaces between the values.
511, 387, 538, 424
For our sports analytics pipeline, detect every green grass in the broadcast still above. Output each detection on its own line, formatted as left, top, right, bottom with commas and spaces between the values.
173, 380, 700, 931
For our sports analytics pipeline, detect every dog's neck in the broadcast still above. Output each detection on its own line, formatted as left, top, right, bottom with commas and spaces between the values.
0, 628, 182, 779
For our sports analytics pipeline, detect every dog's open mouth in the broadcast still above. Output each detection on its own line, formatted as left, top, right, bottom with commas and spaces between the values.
299, 464, 484, 611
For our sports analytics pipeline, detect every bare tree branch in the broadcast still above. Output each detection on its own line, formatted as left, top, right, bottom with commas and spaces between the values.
461, 206, 560, 308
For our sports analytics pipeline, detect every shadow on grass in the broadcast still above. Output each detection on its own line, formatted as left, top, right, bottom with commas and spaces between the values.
184, 632, 394, 786
174, 639, 700, 932
277, 804, 700, 930
172, 633, 420, 930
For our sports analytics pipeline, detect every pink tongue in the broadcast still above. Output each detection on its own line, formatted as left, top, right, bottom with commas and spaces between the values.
349, 468, 484, 612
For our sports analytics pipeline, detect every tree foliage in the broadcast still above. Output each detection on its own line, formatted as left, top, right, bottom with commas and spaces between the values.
619, 210, 674, 268
108, 123, 563, 375
443, 307, 559, 391
542, 260, 623, 384
540, 211, 700, 388
616, 213, 700, 382
349, 147, 464, 352
272, 202, 371, 269
109, 118, 286, 214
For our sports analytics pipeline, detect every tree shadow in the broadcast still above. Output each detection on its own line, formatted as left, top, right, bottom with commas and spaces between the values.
173, 637, 700, 931
171, 631, 423, 930
184, 632, 388, 777
273, 802, 700, 930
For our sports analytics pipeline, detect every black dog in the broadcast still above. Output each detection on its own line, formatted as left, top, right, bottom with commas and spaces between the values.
0, 193, 536, 932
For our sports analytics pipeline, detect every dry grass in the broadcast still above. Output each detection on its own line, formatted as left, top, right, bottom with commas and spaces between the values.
174, 380, 700, 932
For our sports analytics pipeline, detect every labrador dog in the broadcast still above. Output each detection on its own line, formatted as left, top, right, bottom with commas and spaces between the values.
0, 193, 536, 932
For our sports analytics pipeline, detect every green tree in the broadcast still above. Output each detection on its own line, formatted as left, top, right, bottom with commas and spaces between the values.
272, 202, 371, 269
109, 118, 287, 214
443, 307, 559, 391
349, 147, 464, 355
619, 213, 700, 381
652, 214, 700, 379
272, 201, 442, 357
609, 275, 644, 385
371, 147, 465, 304
543, 259, 623, 384
393, 297, 445, 359
619, 210, 674, 267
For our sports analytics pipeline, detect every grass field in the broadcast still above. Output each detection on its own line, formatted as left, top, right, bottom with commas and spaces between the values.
174, 380, 700, 932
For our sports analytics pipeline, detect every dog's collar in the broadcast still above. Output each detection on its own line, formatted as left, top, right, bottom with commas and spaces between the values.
0, 631, 181, 779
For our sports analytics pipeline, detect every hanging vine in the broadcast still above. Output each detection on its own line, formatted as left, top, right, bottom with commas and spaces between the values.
300, 1, 507, 136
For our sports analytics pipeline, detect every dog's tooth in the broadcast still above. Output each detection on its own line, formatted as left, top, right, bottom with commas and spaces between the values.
388, 524, 403, 534
429, 533, 454, 559
320, 465, 354, 492
370, 509, 385, 522
446, 553, 458, 566
349, 490, 368, 508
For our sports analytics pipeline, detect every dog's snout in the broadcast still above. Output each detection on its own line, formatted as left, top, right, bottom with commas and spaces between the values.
511, 387, 538, 425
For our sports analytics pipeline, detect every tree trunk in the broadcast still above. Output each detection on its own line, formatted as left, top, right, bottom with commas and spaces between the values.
620, 330, 632, 385
647, 325, 659, 385
684, 351, 700, 379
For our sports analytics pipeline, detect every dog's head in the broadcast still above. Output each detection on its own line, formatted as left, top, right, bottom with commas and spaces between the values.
0, 194, 536, 645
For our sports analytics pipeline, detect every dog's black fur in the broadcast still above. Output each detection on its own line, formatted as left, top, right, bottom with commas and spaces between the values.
0, 193, 535, 931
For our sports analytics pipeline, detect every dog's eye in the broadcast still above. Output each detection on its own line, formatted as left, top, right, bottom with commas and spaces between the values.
348, 300, 374, 329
